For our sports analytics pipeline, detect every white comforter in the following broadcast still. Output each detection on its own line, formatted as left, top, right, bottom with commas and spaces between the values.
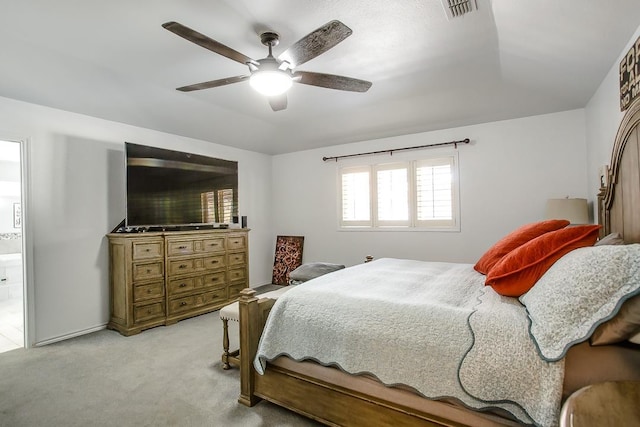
255, 258, 565, 427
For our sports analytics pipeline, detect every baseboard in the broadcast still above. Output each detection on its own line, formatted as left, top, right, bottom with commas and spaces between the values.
34, 323, 108, 347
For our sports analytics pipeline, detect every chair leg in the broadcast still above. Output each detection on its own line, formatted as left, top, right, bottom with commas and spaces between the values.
222, 318, 231, 370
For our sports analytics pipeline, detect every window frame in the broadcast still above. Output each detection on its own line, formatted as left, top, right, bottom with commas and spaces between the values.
337, 152, 460, 232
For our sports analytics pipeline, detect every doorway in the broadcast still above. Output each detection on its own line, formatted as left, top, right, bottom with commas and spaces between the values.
0, 140, 24, 352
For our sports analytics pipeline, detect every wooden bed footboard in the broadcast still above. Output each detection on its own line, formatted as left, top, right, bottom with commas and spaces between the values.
238, 288, 276, 407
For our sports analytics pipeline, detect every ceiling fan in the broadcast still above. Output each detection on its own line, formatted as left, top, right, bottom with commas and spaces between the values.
162, 20, 372, 111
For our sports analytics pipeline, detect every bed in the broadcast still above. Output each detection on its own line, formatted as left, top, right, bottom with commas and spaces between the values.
237, 102, 640, 427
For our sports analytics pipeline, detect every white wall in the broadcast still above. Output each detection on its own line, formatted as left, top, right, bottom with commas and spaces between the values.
586, 24, 640, 209
0, 95, 274, 345
272, 110, 588, 267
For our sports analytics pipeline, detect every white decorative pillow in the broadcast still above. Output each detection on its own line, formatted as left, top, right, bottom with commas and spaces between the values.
519, 244, 640, 361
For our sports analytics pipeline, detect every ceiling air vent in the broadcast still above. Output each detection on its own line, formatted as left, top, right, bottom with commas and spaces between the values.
441, 0, 477, 20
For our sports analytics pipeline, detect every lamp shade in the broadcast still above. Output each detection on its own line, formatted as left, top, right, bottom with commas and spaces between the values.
249, 70, 292, 96
545, 198, 589, 224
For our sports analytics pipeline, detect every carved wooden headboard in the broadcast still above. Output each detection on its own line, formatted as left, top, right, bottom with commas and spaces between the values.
598, 100, 640, 243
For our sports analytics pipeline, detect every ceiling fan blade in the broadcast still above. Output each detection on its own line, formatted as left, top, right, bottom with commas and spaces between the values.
176, 75, 250, 92
293, 71, 372, 92
278, 20, 352, 68
162, 21, 256, 66
268, 94, 288, 111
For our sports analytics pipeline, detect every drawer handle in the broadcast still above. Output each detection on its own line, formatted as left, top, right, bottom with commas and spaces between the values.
180, 301, 188, 306
179, 264, 187, 269
178, 245, 187, 250
179, 283, 187, 288
211, 260, 218, 264
211, 277, 218, 282
147, 309, 152, 314
146, 269, 152, 273
145, 248, 150, 252
147, 289, 152, 294
211, 294, 218, 298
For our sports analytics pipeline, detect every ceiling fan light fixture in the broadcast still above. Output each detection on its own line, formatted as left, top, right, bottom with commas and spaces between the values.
250, 70, 292, 96
164, 20, 370, 110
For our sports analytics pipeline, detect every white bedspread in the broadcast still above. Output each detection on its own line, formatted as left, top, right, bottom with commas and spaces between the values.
255, 258, 565, 427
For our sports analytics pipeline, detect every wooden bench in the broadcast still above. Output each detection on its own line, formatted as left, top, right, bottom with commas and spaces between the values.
219, 286, 291, 369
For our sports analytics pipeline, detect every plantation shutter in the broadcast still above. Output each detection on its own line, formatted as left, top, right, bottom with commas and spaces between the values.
375, 163, 410, 227
415, 157, 457, 228
340, 166, 372, 227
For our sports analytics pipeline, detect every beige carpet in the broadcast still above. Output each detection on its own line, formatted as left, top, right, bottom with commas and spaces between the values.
0, 307, 320, 427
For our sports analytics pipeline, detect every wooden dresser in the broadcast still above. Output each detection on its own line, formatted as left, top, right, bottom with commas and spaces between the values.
107, 229, 249, 336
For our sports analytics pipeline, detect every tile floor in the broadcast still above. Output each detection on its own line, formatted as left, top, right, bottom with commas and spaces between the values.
0, 297, 23, 353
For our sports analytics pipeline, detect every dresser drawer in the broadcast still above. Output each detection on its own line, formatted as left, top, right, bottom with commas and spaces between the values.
228, 283, 245, 300
203, 255, 225, 271
201, 238, 225, 253
198, 272, 226, 289
167, 258, 195, 276
134, 302, 165, 323
227, 235, 246, 250
132, 261, 164, 282
169, 237, 226, 256
194, 289, 227, 307
169, 295, 195, 314
167, 277, 196, 295
132, 241, 164, 260
167, 240, 194, 257
228, 252, 246, 266
228, 267, 246, 282
133, 281, 164, 302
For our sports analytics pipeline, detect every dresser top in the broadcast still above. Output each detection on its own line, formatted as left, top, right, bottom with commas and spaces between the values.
107, 228, 249, 239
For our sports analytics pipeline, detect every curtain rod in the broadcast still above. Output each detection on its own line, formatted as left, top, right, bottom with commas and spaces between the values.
322, 138, 470, 162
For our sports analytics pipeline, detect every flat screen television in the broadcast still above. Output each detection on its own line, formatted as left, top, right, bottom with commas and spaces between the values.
125, 142, 238, 229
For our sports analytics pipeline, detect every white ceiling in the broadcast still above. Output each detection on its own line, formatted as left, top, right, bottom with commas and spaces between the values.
1, 1, 639, 155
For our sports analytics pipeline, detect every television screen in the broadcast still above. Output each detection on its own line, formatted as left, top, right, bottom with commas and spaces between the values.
125, 142, 238, 228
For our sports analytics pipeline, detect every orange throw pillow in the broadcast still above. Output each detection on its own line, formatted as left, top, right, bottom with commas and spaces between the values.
485, 224, 601, 297
474, 220, 570, 274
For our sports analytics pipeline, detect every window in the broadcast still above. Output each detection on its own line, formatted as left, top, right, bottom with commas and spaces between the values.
339, 154, 459, 230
